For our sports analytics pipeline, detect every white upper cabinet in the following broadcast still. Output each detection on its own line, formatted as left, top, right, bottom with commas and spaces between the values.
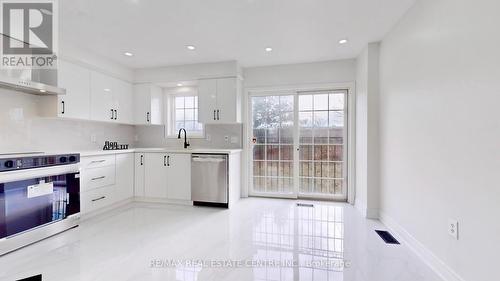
134, 84, 164, 125
114, 79, 133, 124
90, 70, 134, 124
57, 60, 91, 119
198, 77, 241, 124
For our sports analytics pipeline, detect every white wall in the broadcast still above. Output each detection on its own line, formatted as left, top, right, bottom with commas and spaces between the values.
355, 43, 380, 219
59, 40, 134, 82
243, 59, 356, 88
134, 61, 240, 84
378, 0, 500, 281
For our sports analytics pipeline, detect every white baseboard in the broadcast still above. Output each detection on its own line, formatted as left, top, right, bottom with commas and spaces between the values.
80, 198, 133, 221
379, 211, 466, 281
366, 208, 379, 219
133, 197, 193, 206
354, 202, 379, 219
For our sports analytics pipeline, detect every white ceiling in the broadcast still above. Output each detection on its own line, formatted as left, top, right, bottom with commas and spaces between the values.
60, 0, 415, 69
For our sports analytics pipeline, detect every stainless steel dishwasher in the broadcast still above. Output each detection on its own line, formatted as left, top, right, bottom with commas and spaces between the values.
191, 154, 228, 207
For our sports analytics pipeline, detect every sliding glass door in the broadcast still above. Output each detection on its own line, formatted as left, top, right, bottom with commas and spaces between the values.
251, 95, 296, 197
249, 90, 347, 200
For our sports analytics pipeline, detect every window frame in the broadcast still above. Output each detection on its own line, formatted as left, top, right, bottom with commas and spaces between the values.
165, 91, 204, 138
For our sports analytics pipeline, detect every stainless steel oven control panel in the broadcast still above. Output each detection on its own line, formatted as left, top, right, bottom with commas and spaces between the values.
0, 154, 80, 172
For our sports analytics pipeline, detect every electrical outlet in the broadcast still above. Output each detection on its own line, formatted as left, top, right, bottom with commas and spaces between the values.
224, 136, 229, 142
90, 134, 97, 144
448, 219, 459, 240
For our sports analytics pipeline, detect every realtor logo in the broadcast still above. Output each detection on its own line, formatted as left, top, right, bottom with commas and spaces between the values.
1, 0, 58, 69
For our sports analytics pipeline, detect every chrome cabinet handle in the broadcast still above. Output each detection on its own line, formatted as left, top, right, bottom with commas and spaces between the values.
110, 109, 114, 120
147, 112, 150, 122
217, 109, 220, 120
140, 155, 144, 165
91, 176, 106, 181
114, 109, 117, 120
213, 110, 216, 120
91, 196, 106, 202
167, 155, 170, 167
164, 155, 167, 166
61, 100, 65, 114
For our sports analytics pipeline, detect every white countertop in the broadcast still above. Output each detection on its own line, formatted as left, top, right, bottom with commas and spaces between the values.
74, 148, 242, 157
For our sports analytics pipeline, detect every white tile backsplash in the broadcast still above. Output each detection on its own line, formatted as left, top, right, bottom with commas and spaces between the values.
0, 89, 135, 153
134, 123, 243, 149
0, 88, 242, 153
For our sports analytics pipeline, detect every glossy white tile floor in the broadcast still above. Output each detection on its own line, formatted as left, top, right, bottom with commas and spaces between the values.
0, 198, 442, 281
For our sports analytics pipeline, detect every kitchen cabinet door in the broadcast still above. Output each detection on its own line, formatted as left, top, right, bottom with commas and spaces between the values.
166, 153, 191, 200
133, 84, 164, 125
133, 84, 150, 125
216, 77, 238, 123
114, 79, 133, 124
115, 153, 134, 202
134, 153, 146, 197
149, 85, 163, 125
198, 79, 217, 123
90, 70, 115, 122
144, 153, 168, 198
57, 60, 91, 119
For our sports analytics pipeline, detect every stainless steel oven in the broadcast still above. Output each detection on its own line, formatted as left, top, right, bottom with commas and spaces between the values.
0, 153, 80, 256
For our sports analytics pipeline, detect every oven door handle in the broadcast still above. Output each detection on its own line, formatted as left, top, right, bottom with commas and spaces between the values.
0, 164, 80, 183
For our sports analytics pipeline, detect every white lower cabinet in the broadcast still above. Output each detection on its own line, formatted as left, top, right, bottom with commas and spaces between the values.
80, 153, 134, 215
134, 153, 146, 197
115, 153, 134, 202
166, 153, 191, 200
134, 152, 191, 201
144, 153, 168, 198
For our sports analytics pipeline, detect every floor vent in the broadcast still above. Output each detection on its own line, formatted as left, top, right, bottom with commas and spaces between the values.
296, 203, 314, 208
375, 230, 400, 244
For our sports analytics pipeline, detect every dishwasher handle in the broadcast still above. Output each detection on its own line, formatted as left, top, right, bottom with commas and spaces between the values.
192, 157, 225, 163
192, 154, 227, 163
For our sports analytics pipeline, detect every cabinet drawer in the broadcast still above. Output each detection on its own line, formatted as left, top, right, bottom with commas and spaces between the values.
81, 186, 114, 214
81, 165, 115, 192
80, 155, 115, 169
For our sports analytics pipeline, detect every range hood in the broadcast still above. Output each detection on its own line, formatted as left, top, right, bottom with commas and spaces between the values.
0, 34, 65, 96
0, 72, 66, 95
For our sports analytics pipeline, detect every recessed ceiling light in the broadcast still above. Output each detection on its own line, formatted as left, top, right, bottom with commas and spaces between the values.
186, 45, 196, 50
177, 83, 183, 87
265, 47, 273, 52
104, 88, 111, 92
39, 89, 46, 93
124, 52, 133, 57
339, 39, 348, 44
